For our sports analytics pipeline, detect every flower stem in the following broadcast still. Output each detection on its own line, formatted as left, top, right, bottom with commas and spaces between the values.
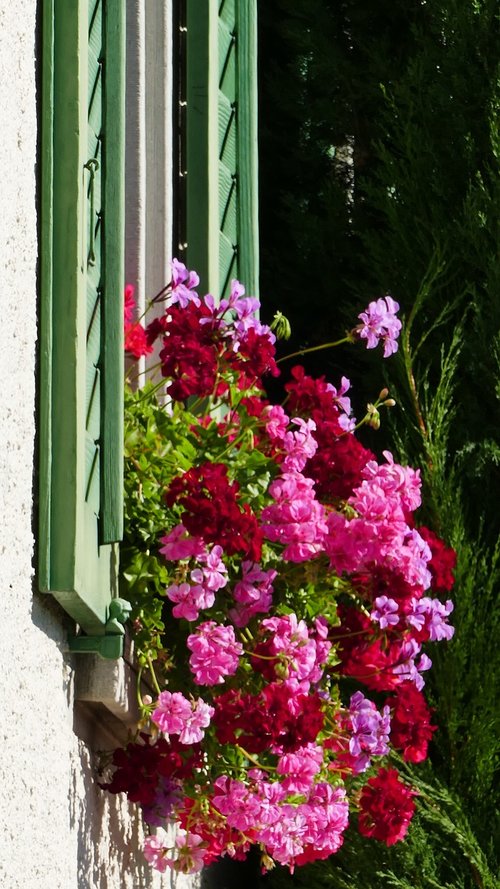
147, 655, 162, 696
236, 745, 276, 772
276, 335, 353, 365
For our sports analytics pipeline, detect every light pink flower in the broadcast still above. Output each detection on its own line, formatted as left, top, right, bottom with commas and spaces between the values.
151, 691, 214, 744
178, 698, 214, 744
277, 744, 323, 793
356, 295, 402, 357
151, 691, 192, 735
265, 404, 289, 441
144, 829, 169, 872
282, 418, 318, 472
261, 472, 328, 562
230, 561, 276, 627
191, 545, 228, 591
260, 613, 331, 687
166, 582, 215, 621
362, 451, 422, 514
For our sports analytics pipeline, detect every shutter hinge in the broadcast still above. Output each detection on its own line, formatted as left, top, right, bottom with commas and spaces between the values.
68, 598, 132, 659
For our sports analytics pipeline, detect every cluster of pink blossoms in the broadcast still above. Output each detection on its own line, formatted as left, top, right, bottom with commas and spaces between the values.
151, 691, 214, 745
109, 261, 457, 876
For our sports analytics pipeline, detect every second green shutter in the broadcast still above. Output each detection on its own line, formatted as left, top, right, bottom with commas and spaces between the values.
186, 0, 259, 300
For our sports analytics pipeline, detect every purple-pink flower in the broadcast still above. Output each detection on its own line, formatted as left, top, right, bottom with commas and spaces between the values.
170, 258, 201, 308
347, 691, 391, 773
356, 296, 402, 357
371, 596, 400, 629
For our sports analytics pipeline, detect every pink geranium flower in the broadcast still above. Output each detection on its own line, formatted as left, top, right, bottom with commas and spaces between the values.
187, 621, 243, 685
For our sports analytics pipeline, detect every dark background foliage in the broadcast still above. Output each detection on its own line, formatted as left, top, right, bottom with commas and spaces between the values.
257, 1, 500, 886
258, 0, 500, 540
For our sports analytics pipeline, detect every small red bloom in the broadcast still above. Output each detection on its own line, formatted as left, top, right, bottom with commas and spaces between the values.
386, 681, 436, 763
358, 767, 417, 845
123, 284, 153, 359
125, 321, 154, 359
166, 462, 263, 560
100, 733, 201, 806
418, 527, 456, 593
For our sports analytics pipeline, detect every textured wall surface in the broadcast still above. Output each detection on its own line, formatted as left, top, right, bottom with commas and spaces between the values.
0, 3, 197, 887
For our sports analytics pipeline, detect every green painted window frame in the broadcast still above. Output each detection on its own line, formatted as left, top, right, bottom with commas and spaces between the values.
39, 0, 126, 658
185, 0, 259, 300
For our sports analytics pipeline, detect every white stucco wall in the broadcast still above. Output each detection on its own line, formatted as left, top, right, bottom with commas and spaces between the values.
0, 4, 198, 887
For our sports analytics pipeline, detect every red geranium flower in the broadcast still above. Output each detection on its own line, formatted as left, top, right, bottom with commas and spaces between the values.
166, 462, 263, 561
386, 681, 436, 762
358, 767, 417, 845
418, 526, 456, 593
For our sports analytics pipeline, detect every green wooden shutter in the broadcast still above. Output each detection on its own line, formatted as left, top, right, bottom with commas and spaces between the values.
186, 0, 259, 300
39, 0, 126, 657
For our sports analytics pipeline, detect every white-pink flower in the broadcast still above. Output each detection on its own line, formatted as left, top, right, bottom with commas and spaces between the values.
169, 830, 206, 874
143, 829, 169, 873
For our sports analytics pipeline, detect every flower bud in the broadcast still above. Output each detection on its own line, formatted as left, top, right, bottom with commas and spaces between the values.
378, 387, 389, 400
366, 404, 381, 430
270, 311, 292, 340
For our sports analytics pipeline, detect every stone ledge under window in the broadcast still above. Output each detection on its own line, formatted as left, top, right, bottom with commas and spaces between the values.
73, 634, 150, 749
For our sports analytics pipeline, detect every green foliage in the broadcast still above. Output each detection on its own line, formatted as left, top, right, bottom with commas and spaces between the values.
121, 381, 282, 669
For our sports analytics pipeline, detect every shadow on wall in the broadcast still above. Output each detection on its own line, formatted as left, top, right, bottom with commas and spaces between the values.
72, 740, 157, 889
